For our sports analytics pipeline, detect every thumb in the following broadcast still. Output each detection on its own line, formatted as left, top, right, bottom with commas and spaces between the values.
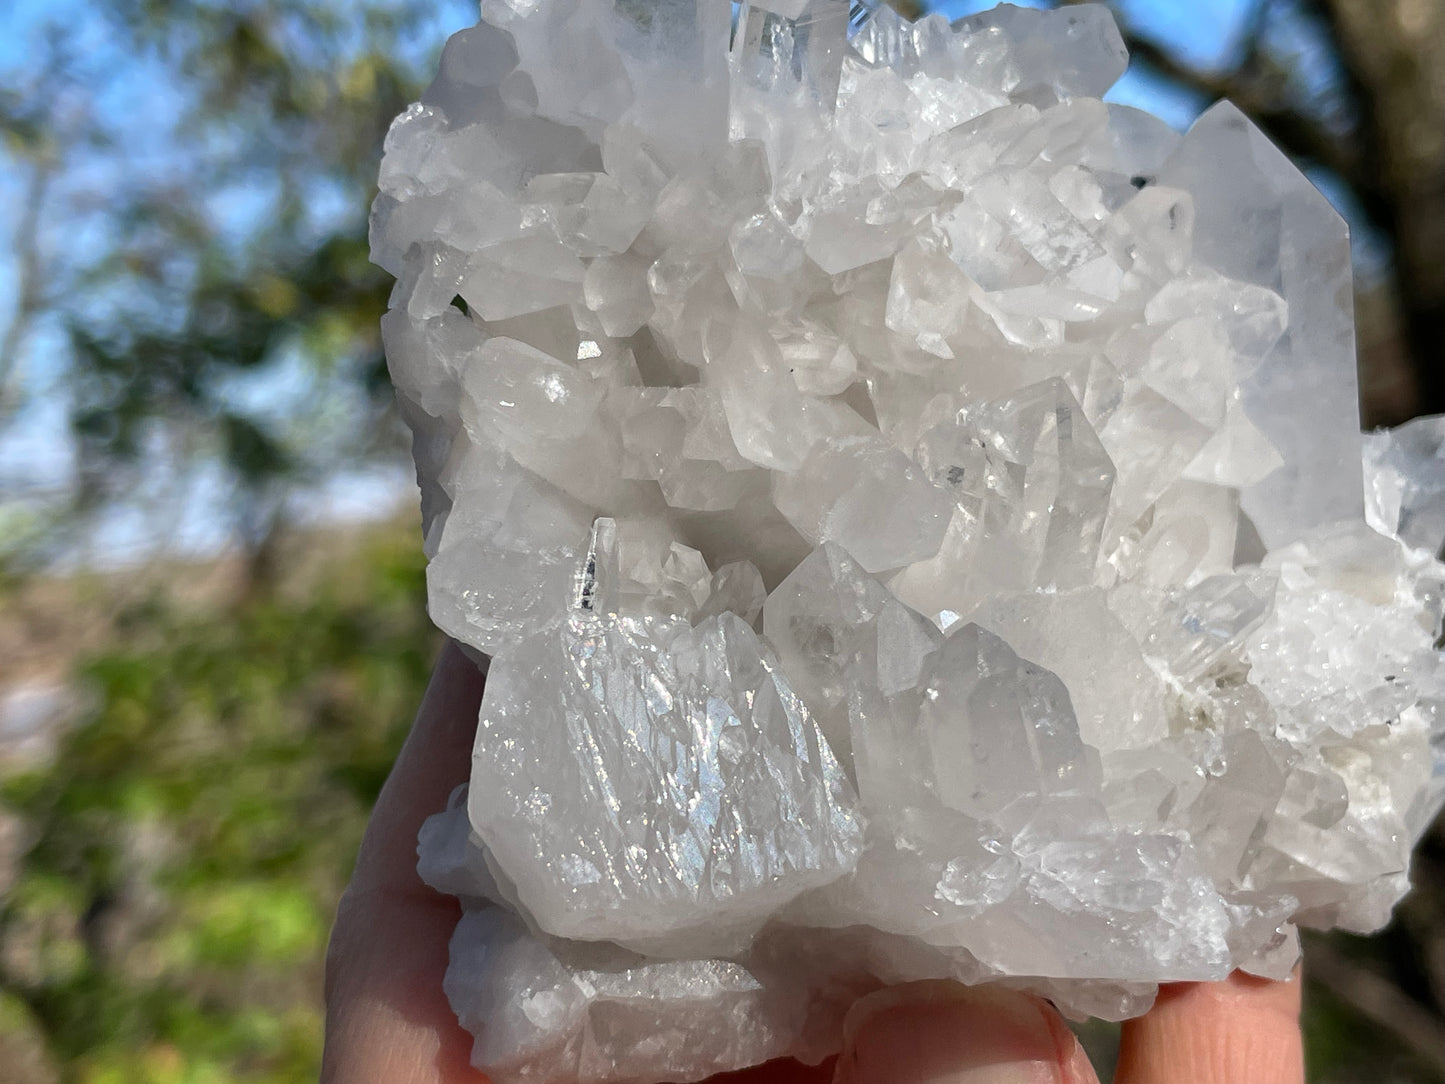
834, 981, 1100, 1084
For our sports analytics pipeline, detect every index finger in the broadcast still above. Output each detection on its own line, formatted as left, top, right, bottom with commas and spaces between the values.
348, 641, 488, 900
1114, 970, 1304, 1084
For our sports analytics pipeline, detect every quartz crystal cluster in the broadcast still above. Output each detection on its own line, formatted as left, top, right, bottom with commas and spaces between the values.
372, 0, 1445, 1079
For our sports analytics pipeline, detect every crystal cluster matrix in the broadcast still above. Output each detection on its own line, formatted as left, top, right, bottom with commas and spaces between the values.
372, 1, 1445, 1079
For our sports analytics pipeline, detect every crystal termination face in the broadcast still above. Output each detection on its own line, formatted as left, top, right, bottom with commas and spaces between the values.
374, 2, 1445, 1080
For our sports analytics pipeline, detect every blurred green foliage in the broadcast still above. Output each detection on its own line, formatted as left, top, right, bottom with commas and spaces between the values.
0, 526, 438, 1081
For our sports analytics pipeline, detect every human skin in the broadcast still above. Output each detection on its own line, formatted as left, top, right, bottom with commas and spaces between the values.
322, 642, 1306, 1084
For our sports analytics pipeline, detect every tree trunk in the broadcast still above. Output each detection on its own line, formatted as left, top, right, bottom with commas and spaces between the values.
1323, 0, 1445, 416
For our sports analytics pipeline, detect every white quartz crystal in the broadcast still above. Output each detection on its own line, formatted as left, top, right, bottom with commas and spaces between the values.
374, 1, 1445, 1079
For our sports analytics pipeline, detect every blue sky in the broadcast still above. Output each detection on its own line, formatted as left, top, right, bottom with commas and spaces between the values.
0, 0, 1383, 566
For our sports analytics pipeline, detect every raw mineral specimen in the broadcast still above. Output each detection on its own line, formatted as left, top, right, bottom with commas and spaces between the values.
373, 0, 1445, 1079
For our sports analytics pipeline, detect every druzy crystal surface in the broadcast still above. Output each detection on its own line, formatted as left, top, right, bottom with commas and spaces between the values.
374, 1, 1445, 1079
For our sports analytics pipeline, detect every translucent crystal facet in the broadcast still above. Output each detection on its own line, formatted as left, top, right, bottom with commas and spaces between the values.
469, 570, 862, 957
376, 2, 1445, 1080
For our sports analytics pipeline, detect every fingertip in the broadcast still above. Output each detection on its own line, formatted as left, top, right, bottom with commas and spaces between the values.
417, 640, 489, 741
833, 981, 1100, 1084
350, 639, 487, 896
1115, 970, 1304, 1084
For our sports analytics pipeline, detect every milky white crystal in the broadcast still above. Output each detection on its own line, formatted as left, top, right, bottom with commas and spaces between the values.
373, 1, 1445, 1079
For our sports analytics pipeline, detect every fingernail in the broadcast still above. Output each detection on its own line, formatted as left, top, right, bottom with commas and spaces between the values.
835, 981, 1071, 1084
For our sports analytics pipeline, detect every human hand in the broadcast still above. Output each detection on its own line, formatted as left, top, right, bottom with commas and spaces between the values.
321, 643, 1305, 1084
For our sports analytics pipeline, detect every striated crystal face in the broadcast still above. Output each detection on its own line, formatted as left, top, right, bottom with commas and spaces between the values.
470, 528, 863, 958
374, 1, 1445, 1080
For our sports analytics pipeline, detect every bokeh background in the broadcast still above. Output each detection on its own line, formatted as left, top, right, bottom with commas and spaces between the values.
0, 0, 1442, 1080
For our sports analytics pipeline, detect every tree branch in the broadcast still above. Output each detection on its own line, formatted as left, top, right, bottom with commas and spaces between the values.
0, 156, 54, 424
1238, 0, 1275, 70
1306, 937, 1445, 1080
